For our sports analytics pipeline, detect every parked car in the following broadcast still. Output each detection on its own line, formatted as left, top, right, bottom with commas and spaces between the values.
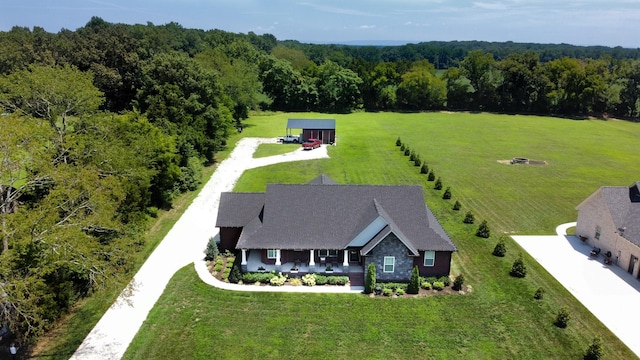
302, 138, 322, 150
277, 134, 301, 143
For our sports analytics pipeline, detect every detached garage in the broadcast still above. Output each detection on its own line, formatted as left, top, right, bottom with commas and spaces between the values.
287, 118, 336, 145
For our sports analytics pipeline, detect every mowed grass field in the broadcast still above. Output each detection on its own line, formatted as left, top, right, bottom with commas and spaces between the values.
123, 112, 639, 359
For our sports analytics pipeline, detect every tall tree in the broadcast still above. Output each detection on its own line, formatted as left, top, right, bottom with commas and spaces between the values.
315, 60, 363, 113
497, 51, 548, 113
396, 60, 446, 110
460, 50, 500, 110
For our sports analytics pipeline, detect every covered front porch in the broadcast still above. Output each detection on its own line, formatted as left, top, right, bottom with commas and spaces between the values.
242, 249, 364, 274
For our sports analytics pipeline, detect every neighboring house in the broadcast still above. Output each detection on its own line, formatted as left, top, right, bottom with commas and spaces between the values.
575, 182, 640, 277
286, 118, 336, 145
216, 175, 457, 282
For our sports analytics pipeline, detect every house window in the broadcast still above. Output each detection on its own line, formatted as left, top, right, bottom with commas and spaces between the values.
424, 251, 436, 267
383, 256, 395, 273
595, 226, 601, 240
319, 249, 338, 257
267, 249, 277, 259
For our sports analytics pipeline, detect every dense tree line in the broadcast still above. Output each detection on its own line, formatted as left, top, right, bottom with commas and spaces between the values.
1, 16, 640, 346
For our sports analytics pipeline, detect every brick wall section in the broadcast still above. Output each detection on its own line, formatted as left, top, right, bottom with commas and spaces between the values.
364, 233, 414, 281
577, 191, 640, 277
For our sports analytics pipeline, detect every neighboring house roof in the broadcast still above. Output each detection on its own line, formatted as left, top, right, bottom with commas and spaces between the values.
577, 182, 640, 246
222, 176, 456, 253
287, 118, 336, 130
215, 192, 265, 228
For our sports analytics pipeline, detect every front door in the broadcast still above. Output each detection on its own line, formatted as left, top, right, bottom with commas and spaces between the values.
629, 255, 638, 275
349, 250, 360, 263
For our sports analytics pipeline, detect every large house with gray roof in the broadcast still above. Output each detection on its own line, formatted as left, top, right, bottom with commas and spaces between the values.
215, 175, 457, 282
576, 182, 640, 277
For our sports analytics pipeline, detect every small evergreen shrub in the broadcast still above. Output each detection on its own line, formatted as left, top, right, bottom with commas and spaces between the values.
427, 170, 435, 181
554, 306, 571, 328
242, 272, 276, 283
414, 155, 421, 166
442, 187, 452, 199
432, 281, 445, 291
396, 137, 402, 146
434, 177, 443, 190
395, 288, 405, 296
381, 282, 408, 291
452, 274, 465, 291
424, 276, 438, 285
204, 236, 220, 261
421, 281, 432, 290
404, 147, 410, 156
365, 263, 377, 294
476, 220, 491, 238
409, 150, 416, 161
584, 337, 603, 360
302, 273, 317, 286
407, 266, 420, 294
400, 143, 406, 151
420, 163, 429, 174
493, 238, 507, 257
228, 259, 242, 283
437, 276, 451, 287
453, 200, 461, 211
510, 254, 527, 278
534, 287, 545, 300
383, 288, 393, 296
463, 211, 475, 224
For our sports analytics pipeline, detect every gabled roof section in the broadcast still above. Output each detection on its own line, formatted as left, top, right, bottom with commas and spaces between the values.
307, 174, 338, 185
215, 192, 264, 228
287, 118, 336, 130
358, 199, 419, 256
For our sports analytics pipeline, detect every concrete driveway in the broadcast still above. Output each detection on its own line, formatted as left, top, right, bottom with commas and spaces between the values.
513, 223, 640, 357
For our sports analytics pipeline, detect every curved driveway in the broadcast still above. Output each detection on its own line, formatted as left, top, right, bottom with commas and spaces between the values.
71, 138, 329, 360
513, 223, 640, 357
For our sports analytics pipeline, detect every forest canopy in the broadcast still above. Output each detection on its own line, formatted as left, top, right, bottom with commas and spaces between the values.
1, 16, 640, 345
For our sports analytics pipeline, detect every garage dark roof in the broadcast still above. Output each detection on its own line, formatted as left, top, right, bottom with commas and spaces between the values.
215, 192, 264, 228
234, 180, 456, 252
287, 119, 336, 130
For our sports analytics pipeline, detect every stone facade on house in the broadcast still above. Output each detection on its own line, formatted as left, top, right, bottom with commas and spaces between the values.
364, 234, 414, 282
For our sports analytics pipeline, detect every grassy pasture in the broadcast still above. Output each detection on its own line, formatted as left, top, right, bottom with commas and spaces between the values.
123, 112, 639, 359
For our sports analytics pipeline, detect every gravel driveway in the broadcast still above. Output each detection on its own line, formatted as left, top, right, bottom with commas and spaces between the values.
71, 138, 329, 360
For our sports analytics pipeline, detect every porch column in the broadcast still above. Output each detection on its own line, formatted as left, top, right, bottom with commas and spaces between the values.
275, 249, 281, 266
343, 250, 349, 266
241, 249, 247, 265
309, 249, 315, 266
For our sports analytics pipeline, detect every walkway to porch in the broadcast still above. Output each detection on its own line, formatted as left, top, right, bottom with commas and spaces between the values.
245, 249, 364, 275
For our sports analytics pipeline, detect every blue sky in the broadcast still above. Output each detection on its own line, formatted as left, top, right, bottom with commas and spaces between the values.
2, 0, 640, 48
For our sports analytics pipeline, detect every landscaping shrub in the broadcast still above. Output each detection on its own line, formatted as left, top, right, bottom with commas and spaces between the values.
421, 281, 432, 290
442, 187, 452, 199
204, 236, 219, 261
395, 288, 405, 296
314, 274, 329, 285
463, 211, 475, 224
365, 263, 376, 294
554, 306, 571, 328
269, 272, 287, 286
328, 276, 349, 285
584, 337, 603, 360
452, 274, 465, 291
409, 150, 416, 161
414, 155, 421, 166
289, 278, 302, 286
434, 177, 443, 190
404, 147, 410, 156
510, 254, 527, 278
534, 287, 545, 300
213, 263, 224, 272
420, 163, 429, 174
383, 288, 393, 296
437, 276, 451, 287
453, 200, 461, 211
302, 273, 316, 286
396, 137, 402, 146
242, 272, 275, 284
228, 259, 242, 283
476, 220, 491, 238
432, 281, 445, 291
427, 170, 435, 181
380, 282, 408, 291
493, 238, 507, 257
407, 266, 420, 294
424, 276, 438, 285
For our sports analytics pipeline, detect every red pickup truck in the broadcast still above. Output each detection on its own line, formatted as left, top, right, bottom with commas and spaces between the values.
302, 138, 322, 150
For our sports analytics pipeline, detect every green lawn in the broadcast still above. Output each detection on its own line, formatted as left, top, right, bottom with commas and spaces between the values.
124, 112, 638, 359
253, 143, 300, 158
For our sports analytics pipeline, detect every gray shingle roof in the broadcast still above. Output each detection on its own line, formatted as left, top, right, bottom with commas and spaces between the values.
233, 181, 457, 252
307, 174, 338, 185
287, 119, 336, 130
215, 192, 264, 228
595, 183, 640, 246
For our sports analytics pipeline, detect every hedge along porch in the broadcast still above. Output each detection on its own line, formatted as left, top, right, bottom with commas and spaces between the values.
287, 118, 336, 145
